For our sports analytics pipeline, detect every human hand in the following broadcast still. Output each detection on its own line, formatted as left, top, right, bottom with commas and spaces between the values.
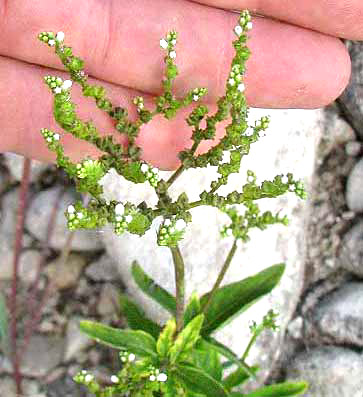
0, 0, 360, 169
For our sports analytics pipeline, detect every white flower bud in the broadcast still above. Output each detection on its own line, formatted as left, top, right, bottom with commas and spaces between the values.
56, 31, 65, 42
228, 78, 235, 86
62, 80, 73, 90
67, 205, 75, 213
164, 219, 172, 226
157, 373, 168, 382
128, 353, 136, 362
125, 215, 133, 223
48, 39, 55, 46
149, 375, 156, 381
54, 87, 62, 94
160, 39, 168, 49
281, 175, 289, 184
246, 22, 253, 30
169, 50, 176, 59
53, 133, 60, 140
193, 95, 199, 101
140, 163, 149, 173
85, 374, 93, 382
234, 25, 243, 36
237, 83, 245, 92
115, 203, 125, 215
110, 375, 119, 383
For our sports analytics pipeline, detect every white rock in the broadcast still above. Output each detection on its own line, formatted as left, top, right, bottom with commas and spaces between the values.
101, 108, 324, 385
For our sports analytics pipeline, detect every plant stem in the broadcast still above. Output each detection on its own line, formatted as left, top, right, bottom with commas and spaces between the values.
170, 245, 185, 333
167, 141, 199, 187
10, 157, 31, 395
201, 239, 238, 314
241, 327, 260, 362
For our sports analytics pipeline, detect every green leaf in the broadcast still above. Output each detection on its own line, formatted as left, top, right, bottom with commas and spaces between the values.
132, 261, 176, 315
175, 363, 229, 397
79, 321, 157, 359
0, 293, 9, 355
201, 338, 257, 380
157, 318, 176, 359
192, 344, 222, 381
121, 162, 147, 183
223, 365, 259, 390
127, 212, 152, 236
119, 294, 161, 339
184, 292, 201, 326
201, 264, 285, 335
235, 381, 309, 396
169, 314, 204, 364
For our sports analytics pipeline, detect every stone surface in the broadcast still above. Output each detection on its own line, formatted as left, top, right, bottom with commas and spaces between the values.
46, 253, 87, 290
3, 152, 50, 183
25, 186, 103, 251
0, 188, 33, 281
0, 376, 46, 397
101, 107, 324, 385
64, 317, 93, 362
312, 282, 363, 346
346, 157, 363, 213
85, 254, 121, 282
338, 41, 363, 140
286, 346, 363, 397
18, 249, 43, 284
339, 220, 363, 277
97, 283, 120, 316
1, 335, 65, 377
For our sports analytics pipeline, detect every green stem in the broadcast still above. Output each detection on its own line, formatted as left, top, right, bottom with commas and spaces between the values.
170, 245, 185, 333
167, 140, 200, 187
241, 327, 261, 362
201, 239, 238, 314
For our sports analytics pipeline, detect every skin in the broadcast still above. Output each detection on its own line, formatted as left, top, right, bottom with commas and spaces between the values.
0, 0, 361, 170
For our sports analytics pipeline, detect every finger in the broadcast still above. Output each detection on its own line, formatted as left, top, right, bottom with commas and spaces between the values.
0, 0, 350, 108
0, 56, 226, 170
191, 0, 363, 40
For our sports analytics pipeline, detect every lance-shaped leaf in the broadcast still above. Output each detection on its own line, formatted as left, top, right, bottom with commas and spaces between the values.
132, 261, 176, 315
119, 294, 161, 339
223, 364, 259, 390
192, 344, 222, 381
157, 318, 176, 359
175, 363, 229, 397
201, 338, 257, 380
184, 292, 201, 326
169, 314, 204, 364
231, 381, 308, 396
201, 264, 285, 335
80, 321, 157, 359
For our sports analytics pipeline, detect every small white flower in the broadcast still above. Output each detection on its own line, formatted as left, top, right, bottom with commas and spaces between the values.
85, 374, 93, 383
115, 203, 125, 215
171, 39, 177, 45
128, 353, 136, 362
247, 175, 255, 183
175, 219, 186, 231
53, 133, 60, 140
62, 80, 73, 90
246, 22, 253, 30
160, 39, 168, 49
193, 94, 199, 101
228, 78, 235, 86
56, 31, 65, 42
237, 83, 245, 92
169, 50, 176, 59
121, 356, 127, 362
140, 163, 149, 173
234, 25, 243, 36
157, 373, 168, 382
48, 39, 55, 46
149, 375, 156, 382
152, 167, 159, 174
67, 205, 75, 213
77, 212, 84, 219
54, 87, 62, 94
164, 219, 172, 226
125, 215, 133, 223
289, 185, 296, 192
110, 375, 119, 383
281, 175, 289, 184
